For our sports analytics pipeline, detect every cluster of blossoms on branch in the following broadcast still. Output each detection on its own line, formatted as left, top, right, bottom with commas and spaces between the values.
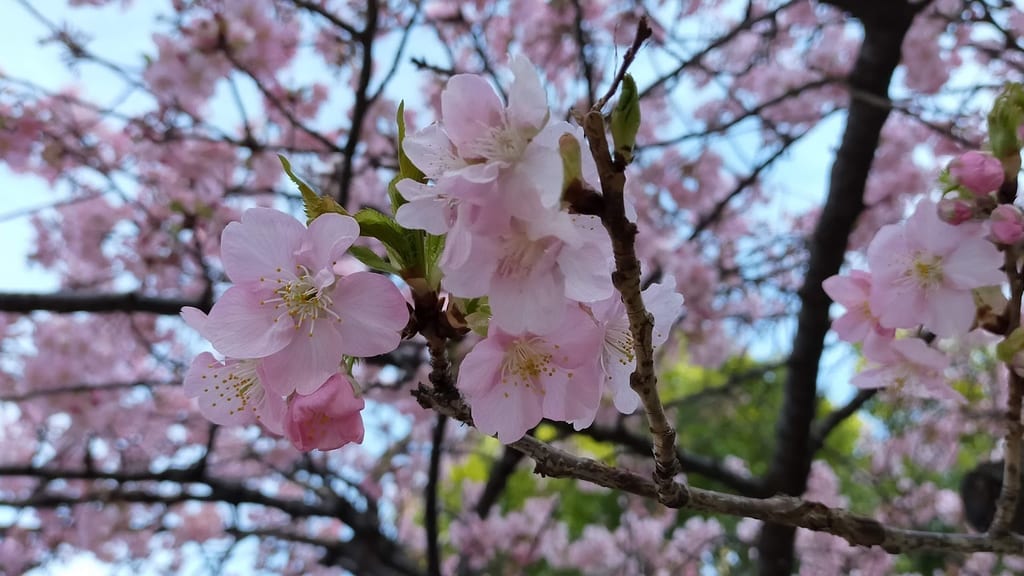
824, 85, 1024, 403
182, 56, 685, 448
181, 208, 410, 451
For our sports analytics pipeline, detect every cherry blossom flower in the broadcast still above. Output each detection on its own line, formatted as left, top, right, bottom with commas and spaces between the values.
442, 212, 613, 334
284, 373, 365, 452
202, 208, 409, 394
949, 150, 1004, 195
182, 351, 284, 429
822, 270, 896, 362
456, 303, 604, 443
851, 338, 962, 403
403, 54, 562, 222
989, 204, 1024, 245
867, 199, 1003, 337
589, 276, 684, 414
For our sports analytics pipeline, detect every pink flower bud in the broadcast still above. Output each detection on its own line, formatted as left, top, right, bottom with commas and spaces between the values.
937, 197, 974, 225
990, 204, 1024, 245
949, 151, 1004, 195
284, 373, 365, 452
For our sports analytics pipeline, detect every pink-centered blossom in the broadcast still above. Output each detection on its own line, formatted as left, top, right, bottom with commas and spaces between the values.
182, 351, 285, 431
822, 270, 896, 362
851, 338, 963, 403
989, 204, 1024, 245
202, 208, 409, 395
867, 199, 1003, 337
284, 373, 365, 451
949, 150, 1004, 196
181, 307, 286, 433
589, 276, 684, 414
403, 55, 562, 222
442, 212, 613, 334
456, 303, 604, 443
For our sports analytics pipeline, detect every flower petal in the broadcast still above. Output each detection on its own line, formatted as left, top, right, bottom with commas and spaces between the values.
183, 353, 261, 426
260, 323, 346, 395
507, 54, 549, 133
332, 272, 409, 357
205, 286, 293, 358
221, 208, 305, 284
300, 213, 359, 272
442, 74, 504, 154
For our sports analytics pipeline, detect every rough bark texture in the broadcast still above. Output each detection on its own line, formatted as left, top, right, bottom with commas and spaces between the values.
756, 3, 923, 573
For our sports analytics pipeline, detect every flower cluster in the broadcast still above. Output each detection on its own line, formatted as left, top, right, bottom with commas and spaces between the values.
825, 150, 1009, 402
182, 208, 409, 451
182, 57, 684, 448
396, 56, 684, 442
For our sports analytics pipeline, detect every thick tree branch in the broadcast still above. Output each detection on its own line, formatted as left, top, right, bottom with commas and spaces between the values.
0, 463, 421, 575
552, 421, 767, 496
414, 384, 1024, 555
992, 244, 1024, 534
757, 5, 924, 573
426, 414, 447, 576
0, 292, 209, 315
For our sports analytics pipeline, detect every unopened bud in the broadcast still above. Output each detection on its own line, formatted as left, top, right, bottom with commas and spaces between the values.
559, 133, 583, 195
949, 151, 1004, 196
990, 204, 1024, 245
997, 327, 1024, 367
937, 196, 975, 225
610, 74, 640, 164
988, 83, 1024, 161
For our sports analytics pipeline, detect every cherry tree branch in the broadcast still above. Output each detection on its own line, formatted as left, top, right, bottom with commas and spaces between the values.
414, 384, 1024, 555
333, 0, 379, 205
0, 292, 210, 315
757, 6, 925, 572
583, 107, 687, 507
553, 421, 767, 496
474, 447, 525, 517
992, 246, 1024, 534
0, 463, 421, 574
808, 389, 878, 454
426, 414, 448, 574
593, 18, 651, 111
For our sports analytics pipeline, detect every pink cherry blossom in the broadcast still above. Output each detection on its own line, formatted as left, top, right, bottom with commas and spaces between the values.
867, 199, 1003, 337
936, 196, 974, 225
202, 208, 409, 394
442, 212, 613, 334
456, 303, 604, 443
404, 54, 563, 222
822, 270, 896, 362
589, 276, 684, 414
949, 150, 1004, 195
989, 203, 1024, 245
851, 338, 963, 403
284, 373, 366, 452
182, 352, 276, 428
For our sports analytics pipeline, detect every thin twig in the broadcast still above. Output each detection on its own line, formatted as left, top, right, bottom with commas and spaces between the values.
583, 105, 686, 507
593, 17, 652, 111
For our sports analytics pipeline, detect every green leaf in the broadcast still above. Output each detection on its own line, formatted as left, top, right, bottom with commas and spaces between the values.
388, 101, 428, 214
278, 154, 347, 224
353, 208, 420, 272
424, 233, 445, 289
348, 246, 401, 275
396, 100, 425, 183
